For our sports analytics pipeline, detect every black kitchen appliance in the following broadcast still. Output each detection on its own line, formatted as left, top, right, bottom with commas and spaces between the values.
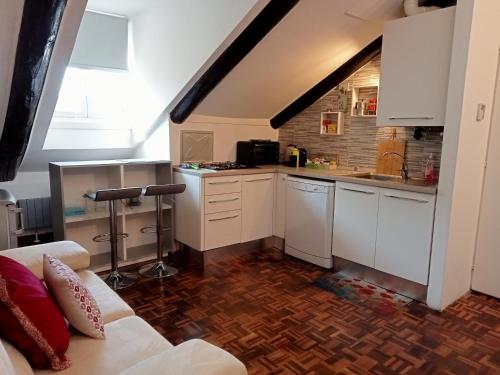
288, 147, 307, 167
236, 140, 279, 166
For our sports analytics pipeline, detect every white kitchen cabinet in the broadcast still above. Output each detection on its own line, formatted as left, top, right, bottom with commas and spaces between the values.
273, 173, 287, 238
204, 193, 241, 214
241, 173, 274, 242
375, 189, 436, 285
376, 7, 455, 127
204, 175, 242, 195
332, 182, 380, 267
204, 210, 242, 250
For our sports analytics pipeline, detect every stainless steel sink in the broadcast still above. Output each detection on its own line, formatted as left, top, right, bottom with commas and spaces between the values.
355, 174, 432, 186
356, 174, 402, 182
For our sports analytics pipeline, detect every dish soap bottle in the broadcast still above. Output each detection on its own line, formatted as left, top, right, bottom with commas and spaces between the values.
424, 153, 436, 182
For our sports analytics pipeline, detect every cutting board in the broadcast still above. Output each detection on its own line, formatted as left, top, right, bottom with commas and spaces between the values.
376, 139, 406, 175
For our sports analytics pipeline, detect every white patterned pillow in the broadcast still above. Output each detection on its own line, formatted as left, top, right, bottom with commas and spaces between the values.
43, 255, 105, 339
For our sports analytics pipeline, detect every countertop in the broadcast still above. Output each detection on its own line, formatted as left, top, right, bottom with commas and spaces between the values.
173, 165, 438, 194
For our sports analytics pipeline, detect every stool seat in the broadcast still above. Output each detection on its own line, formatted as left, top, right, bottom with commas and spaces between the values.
142, 184, 186, 197
85, 187, 142, 202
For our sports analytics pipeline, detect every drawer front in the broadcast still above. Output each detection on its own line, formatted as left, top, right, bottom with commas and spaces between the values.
204, 176, 242, 195
204, 193, 241, 214
204, 210, 241, 250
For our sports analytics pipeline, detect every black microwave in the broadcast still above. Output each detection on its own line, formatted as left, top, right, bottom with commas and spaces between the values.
236, 140, 279, 166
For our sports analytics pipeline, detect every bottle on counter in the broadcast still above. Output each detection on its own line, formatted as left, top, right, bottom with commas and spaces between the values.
424, 153, 437, 182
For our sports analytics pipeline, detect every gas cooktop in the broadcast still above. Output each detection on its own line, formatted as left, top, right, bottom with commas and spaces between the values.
179, 162, 256, 171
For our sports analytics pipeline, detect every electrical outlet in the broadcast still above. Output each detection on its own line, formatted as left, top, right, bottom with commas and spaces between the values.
476, 104, 486, 122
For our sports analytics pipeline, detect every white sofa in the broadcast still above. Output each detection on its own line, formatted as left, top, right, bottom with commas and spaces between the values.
0, 241, 247, 375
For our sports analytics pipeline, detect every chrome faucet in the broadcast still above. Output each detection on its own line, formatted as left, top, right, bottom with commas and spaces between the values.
383, 152, 409, 180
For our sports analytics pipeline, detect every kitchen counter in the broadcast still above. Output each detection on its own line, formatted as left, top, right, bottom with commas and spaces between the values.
174, 165, 438, 194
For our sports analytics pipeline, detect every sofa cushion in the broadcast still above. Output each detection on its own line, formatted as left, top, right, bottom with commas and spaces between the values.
34, 316, 174, 375
2, 241, 89, 279
0, 256, 70, 370
1, 340, 34, 375
117, 339, 247, 375
0, 340, 15, 375
77, 270, 135, 324
43, 255, 105, 339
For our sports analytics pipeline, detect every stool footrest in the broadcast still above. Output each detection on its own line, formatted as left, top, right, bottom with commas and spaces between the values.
139, 226, 171, 234
92, 233, 129, 242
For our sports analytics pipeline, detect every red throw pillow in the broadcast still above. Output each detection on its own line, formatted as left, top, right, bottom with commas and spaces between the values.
0, 256, 70, 370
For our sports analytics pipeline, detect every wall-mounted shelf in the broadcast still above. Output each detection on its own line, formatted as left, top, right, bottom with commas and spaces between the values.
351, 85, 379, 117
320, 112, 344, 135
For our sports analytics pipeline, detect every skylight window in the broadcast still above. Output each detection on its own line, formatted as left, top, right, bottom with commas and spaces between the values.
53, 67, 130, 127
43, 67, 134, 150
42, 8, 139, 150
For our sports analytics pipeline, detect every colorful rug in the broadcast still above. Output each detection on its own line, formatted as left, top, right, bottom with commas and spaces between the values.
314, 272, 413, 316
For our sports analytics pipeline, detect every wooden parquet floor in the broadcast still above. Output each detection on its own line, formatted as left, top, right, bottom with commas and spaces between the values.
117, 248, 500, 374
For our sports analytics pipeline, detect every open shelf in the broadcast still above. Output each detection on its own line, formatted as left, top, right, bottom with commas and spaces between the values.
124, 203, 172, 215
64, 203, 172, 224
351, 85, 379, 117
65, 210, 113, 224
320, 112, 344, 135
50, 159, 174, 270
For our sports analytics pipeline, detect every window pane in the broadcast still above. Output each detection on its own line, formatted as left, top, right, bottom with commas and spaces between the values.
54, 67, 87, 117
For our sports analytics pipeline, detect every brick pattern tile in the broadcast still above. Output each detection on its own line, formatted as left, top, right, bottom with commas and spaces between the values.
279, 55, 444, 177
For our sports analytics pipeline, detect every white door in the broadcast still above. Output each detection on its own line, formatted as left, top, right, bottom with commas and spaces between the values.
332, 182, 379, 267
472, 56, 500, 298
375, 189, 436, 285
273, 173, 287, 238
241, 174, 274, 242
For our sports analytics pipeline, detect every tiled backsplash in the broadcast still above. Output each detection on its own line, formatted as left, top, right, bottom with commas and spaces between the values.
278, 55, 443, 176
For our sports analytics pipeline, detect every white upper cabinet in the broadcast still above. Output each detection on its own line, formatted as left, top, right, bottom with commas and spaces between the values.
376, 7, 456, 127
241, 174, 275, 243
332, 182, 380, 267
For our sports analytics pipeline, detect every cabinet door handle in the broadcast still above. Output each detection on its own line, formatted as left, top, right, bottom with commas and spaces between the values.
245, 177, 272, 182
384, 194, 429, 203
208, 214, 239, 222
388, 116, 434, 120
339, 187, 375, 195
208, 180, 239, 185
208, 197, 239, 203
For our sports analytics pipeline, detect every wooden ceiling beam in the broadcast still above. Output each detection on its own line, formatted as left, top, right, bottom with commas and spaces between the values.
170, 0, 300, 124
0, 0, 67, 181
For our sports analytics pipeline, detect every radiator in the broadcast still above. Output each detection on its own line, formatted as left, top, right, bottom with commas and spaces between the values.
17, 197, 52, 231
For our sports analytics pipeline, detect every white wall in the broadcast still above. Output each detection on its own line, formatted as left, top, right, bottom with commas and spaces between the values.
427, 0, 500, 310
0, 172, 50, 199
169, 115, 278, 164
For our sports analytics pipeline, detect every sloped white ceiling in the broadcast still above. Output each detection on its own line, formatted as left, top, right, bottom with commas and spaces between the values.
195, 0, 404, 119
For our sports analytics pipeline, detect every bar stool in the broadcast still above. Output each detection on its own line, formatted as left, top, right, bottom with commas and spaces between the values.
85, 187, 143, 290
138, 184, 186, 279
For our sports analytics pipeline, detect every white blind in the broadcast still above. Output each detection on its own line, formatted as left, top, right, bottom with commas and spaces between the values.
70, 11, 128, 70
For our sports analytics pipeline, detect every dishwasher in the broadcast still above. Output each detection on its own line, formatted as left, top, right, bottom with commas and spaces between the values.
285, 176, 335, 268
